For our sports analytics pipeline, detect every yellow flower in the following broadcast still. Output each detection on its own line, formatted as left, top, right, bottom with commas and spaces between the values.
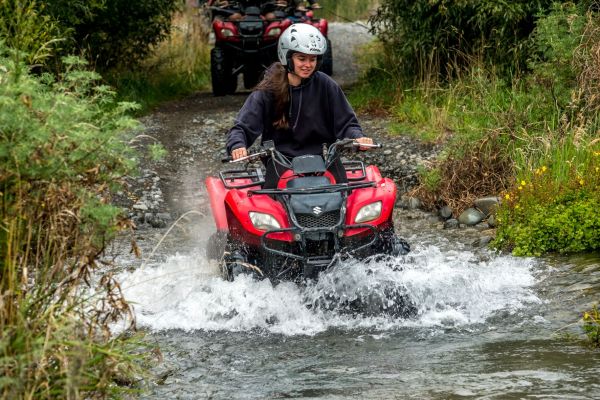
504, 194, 510, 200
518, 186, 523, 190
520, 180, 526, 186
515, 204, 520, 209
584, 312, 590, 320
579, 179, 584, 186
542, 166, 547, 172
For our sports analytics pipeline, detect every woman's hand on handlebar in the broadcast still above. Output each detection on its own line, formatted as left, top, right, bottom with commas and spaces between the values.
355, 137, 374, 150
232, 147, 248, 160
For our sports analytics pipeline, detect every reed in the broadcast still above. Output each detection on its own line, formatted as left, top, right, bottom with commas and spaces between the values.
314, 0, 379, 21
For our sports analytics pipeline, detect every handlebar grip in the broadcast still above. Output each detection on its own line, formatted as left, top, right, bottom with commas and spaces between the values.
352, 142, 382, 149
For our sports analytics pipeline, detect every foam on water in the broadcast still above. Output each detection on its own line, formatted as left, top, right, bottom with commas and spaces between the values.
118, 243, 541, 336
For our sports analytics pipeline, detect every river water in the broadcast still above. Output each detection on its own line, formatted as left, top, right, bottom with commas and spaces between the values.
115, 211, 600, 399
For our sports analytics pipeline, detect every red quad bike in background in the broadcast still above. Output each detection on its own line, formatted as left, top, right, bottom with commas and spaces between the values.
205, 139, 410, 282
208, 0, 331, 96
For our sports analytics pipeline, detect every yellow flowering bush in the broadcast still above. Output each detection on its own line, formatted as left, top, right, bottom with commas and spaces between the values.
492, 149, 600, 256
583, 305, 600, 347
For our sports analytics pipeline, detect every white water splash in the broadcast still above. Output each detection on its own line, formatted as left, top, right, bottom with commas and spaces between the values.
118, 243, 541, 336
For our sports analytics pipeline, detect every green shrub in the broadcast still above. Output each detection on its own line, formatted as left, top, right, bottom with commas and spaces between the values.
62, 0, 181, 69
493, 150, 600, 256
108, 8, 211, 112
370, 0, 557, 80
0, 45, 150, 399
0, 0, 62, 66
0, 0, 180, 71
494, 196, 600, 256
528, 2, 588, 113
583, 304, 600, 347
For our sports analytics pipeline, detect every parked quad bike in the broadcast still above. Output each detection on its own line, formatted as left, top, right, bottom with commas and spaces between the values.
205, 139, 410, 282
208, 1, 331, 96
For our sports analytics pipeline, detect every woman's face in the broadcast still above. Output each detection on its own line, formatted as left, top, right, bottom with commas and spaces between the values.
291, 53, 318, 79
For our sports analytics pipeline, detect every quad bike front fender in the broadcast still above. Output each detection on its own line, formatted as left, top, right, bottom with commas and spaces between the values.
345, 177, 397, 237
224, 189, 293, 242
206, 176, 229, 231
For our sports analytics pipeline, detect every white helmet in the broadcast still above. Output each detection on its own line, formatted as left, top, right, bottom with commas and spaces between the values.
277, 24, 327, 71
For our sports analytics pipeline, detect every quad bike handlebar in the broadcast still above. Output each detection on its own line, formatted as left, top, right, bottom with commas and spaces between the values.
223, 139, 382, 164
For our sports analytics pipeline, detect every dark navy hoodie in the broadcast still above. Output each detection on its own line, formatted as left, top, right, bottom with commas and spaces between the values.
226, 71, 363, 157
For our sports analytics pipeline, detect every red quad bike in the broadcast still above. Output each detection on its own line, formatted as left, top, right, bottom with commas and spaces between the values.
208, 0, 330, 96
205, 139, 410, 281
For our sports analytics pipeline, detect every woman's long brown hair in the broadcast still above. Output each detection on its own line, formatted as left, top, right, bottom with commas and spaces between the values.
255, 62, 289, 129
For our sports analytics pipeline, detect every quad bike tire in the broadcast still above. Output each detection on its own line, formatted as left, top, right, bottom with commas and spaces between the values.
206, 231, 228, 260
320, 38, 333, 76
221, 248, 250, 282
379, 228, 410, 256
211, 47, 237, 96
243, 67, 262, 89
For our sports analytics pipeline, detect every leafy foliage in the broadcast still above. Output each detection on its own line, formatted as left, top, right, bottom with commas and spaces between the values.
370, 0, 559, 79
0, 0, 62, 66
0, 0, 181, 70
528, 2, 588, 113
582, 305, 600, 347
0, 44, 150, 398
59, 0, 181, 69
492, 152, 600, 256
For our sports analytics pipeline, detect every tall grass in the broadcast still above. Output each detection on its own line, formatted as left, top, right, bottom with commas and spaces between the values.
0, 48, 151, 399
351, 3, 600, 255
314, 0, 379, 21
109, 7, 211, 113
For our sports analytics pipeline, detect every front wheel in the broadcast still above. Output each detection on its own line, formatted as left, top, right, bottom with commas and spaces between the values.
243, 67, 262, 89
379, 228, 410, 256
206, 231, 227, 260
211, 46, 237, 96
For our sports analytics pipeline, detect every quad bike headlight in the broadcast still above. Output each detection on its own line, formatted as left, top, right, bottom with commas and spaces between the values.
267, 28, 281, 37
220, 28, 235, 37
249, 212, 281, 231
355, 201, 382, 223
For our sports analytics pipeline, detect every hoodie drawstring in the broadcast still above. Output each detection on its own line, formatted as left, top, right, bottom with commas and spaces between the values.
289, 86, 302, 131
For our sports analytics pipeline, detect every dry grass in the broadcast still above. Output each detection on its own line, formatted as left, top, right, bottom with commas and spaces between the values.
143, 8, 210, 86
410, 132, 514, 215
575, 13, 600, 117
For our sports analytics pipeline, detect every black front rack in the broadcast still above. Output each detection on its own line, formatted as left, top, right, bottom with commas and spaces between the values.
260, 223, 379, 262
219, 167, 265, 189
247, 181, 376, 196
342, 160, 367, 181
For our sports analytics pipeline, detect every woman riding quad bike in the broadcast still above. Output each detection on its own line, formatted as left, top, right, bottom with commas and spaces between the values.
205, 24, 409, 281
